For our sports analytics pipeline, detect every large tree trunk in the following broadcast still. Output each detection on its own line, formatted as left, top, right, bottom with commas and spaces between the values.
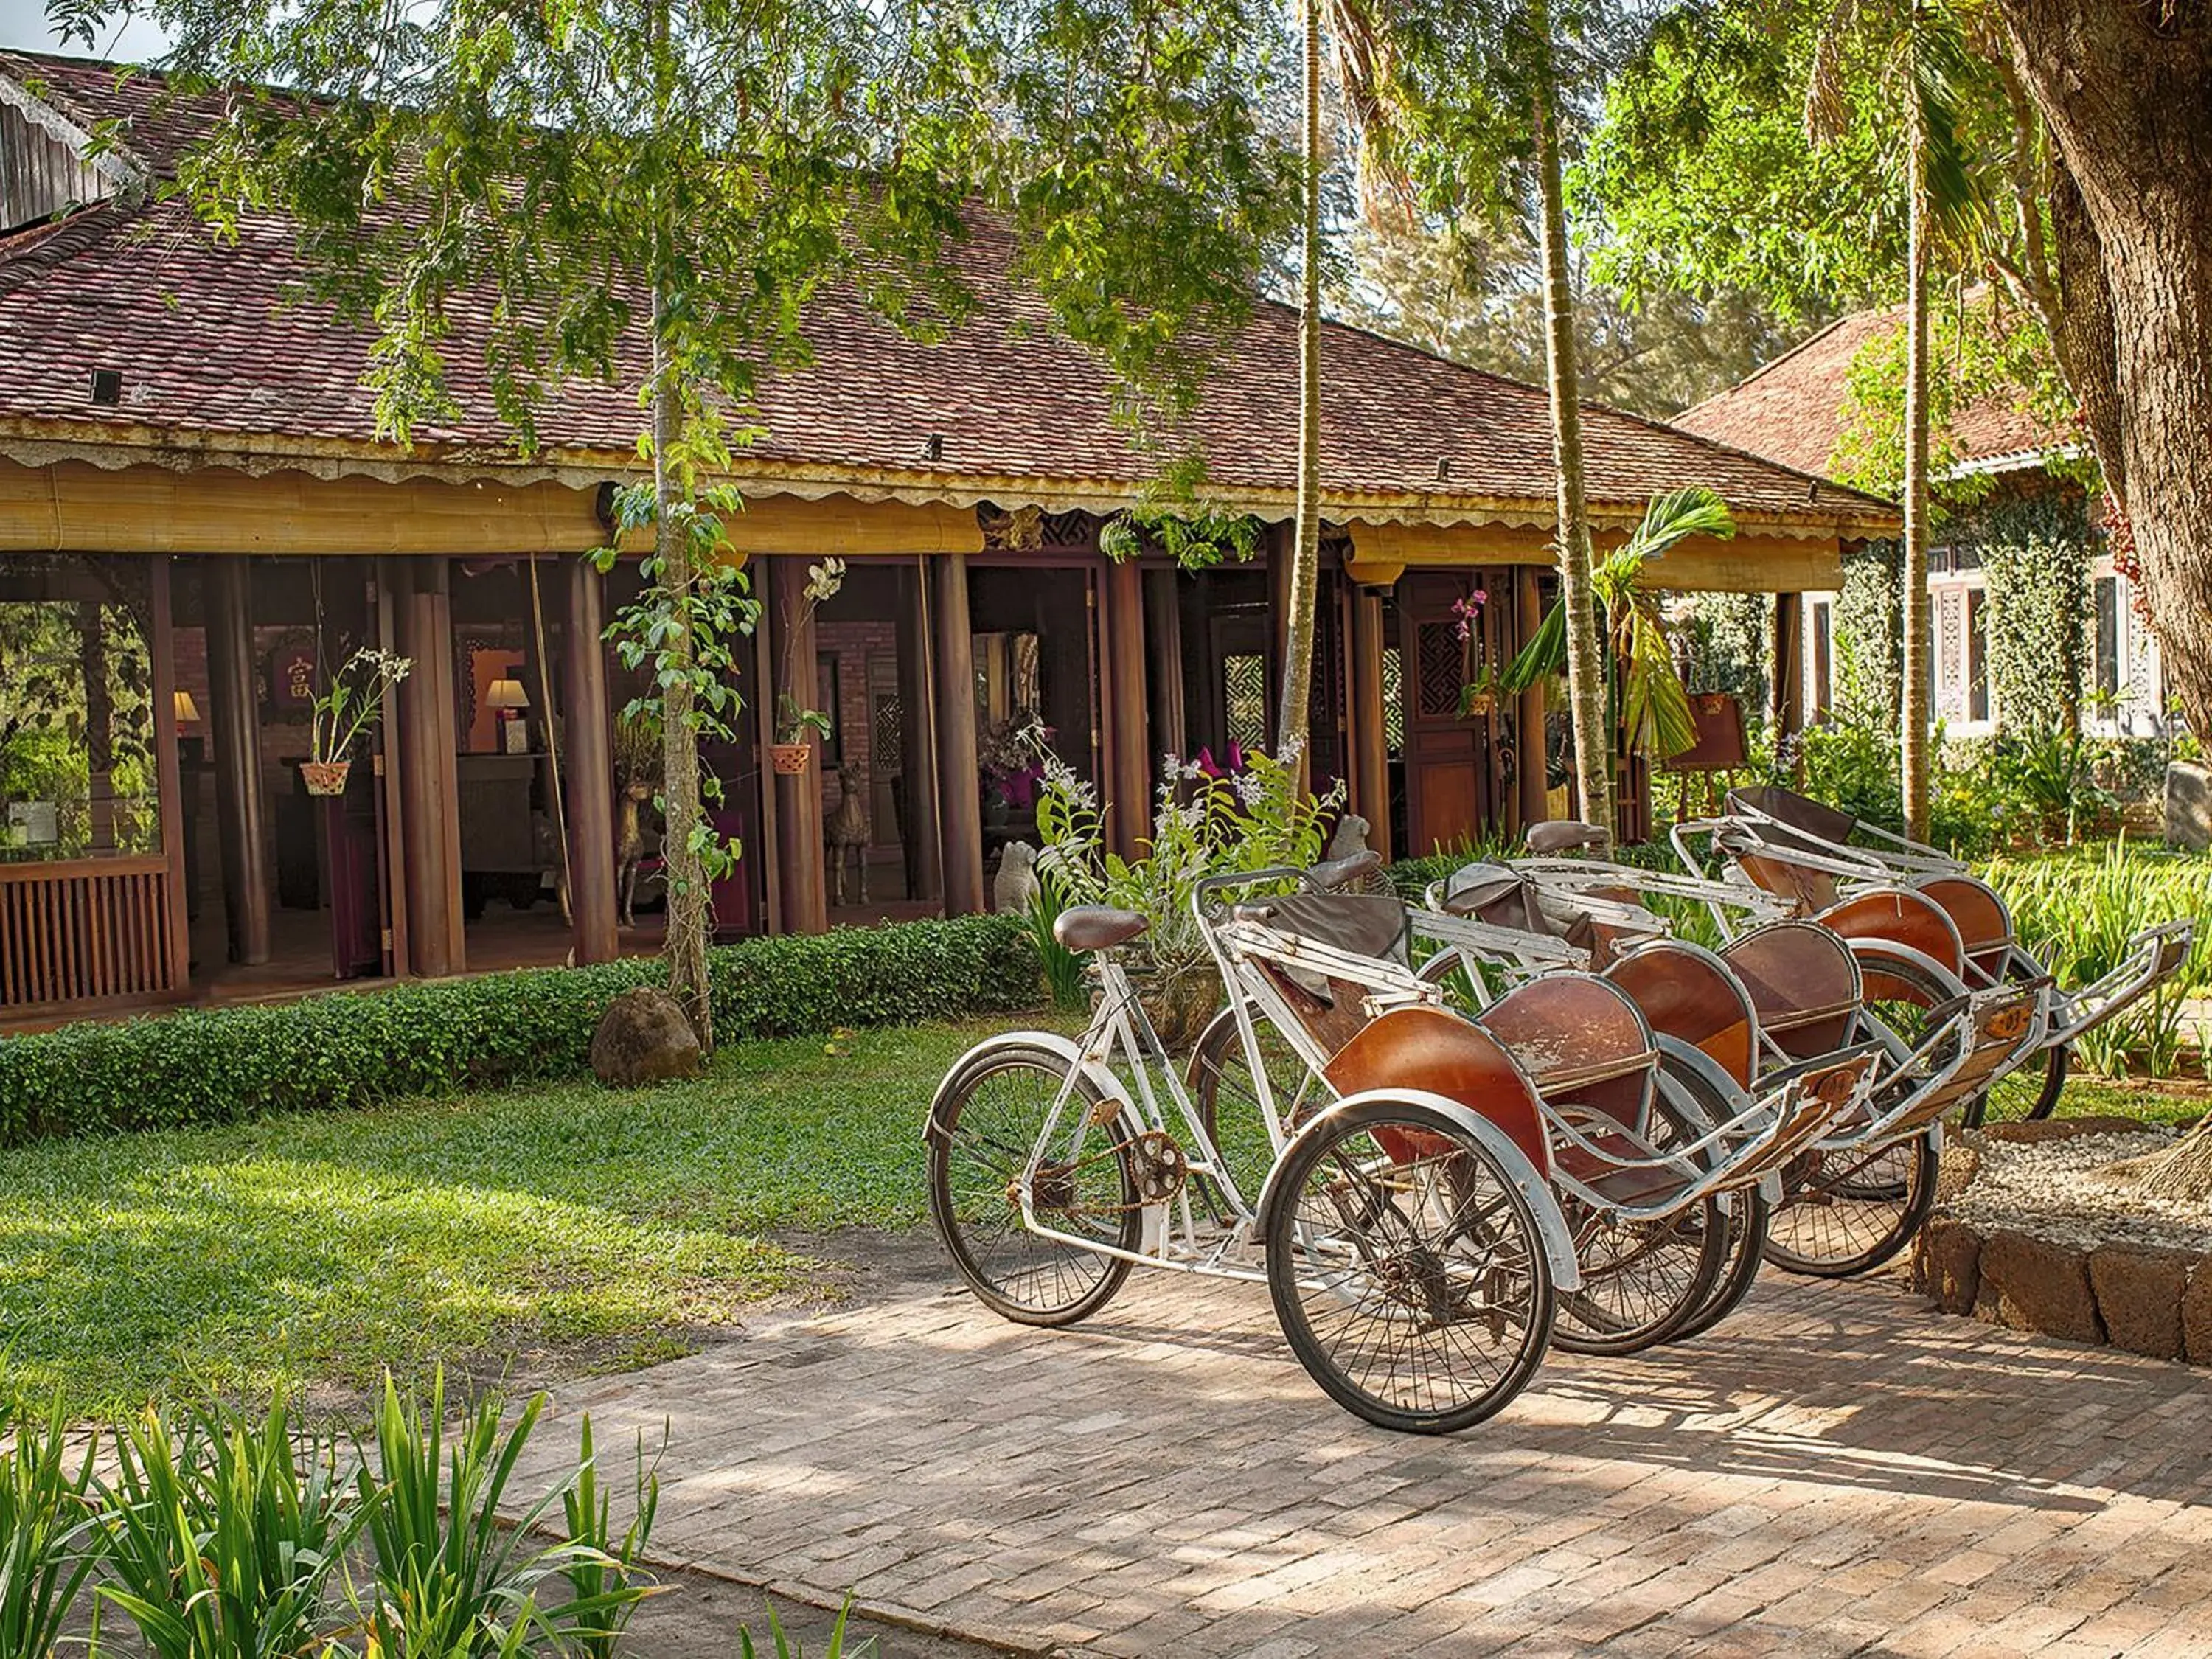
1274, 0, 1324, 776
1530, 0, 1613, 855
1992, 0, 2212, 1195
1899, 72, 1933, 844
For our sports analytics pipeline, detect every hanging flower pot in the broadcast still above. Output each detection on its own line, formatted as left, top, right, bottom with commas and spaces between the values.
1461, 687, 1497, 718
302, 759, 352, 796
770, 742, 815, 776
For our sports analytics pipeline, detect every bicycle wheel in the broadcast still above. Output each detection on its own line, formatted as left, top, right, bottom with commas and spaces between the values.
1836, 949, 1966, 1206
1185, 1007, 1318, 1222
1649, 1058, 1771, 1343
1761, 1129, 1938, 1277
1551, 1088, 1729, 1356
1265, 1099, 1555, 1434
927, 1046, 1141, 1326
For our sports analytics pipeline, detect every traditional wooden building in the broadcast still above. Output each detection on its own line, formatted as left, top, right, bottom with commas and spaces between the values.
0, 50, 1896, 1025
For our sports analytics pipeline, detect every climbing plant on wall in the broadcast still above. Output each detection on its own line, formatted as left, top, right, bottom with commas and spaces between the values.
1959, 487, 2092, 736
1677, 591, 1770, 716
1834, 540, 1903, 731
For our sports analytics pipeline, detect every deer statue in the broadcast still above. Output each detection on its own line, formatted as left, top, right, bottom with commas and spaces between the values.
825, 765, 870, 907
616, 779, 655, 928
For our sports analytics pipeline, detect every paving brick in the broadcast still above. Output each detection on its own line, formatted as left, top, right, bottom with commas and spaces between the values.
513, 1243, 2212, 1658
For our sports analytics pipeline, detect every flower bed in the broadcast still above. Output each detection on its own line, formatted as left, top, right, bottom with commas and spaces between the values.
1912, 1119, 2212, 1362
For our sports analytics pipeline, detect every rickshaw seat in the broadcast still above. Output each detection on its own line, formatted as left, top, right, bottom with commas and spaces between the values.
1719, 922, 1861, 1060
1606, 941, 1759, 1089
1725, 785, 1860, 846
1913, 874, 2014, 975
1323, 1004, 1551, 1177
1526, 819, 1609, 855
1817, 888, 1967, 979
1477, 975, 1655, 1129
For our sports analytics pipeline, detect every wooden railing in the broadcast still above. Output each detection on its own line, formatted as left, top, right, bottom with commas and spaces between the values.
0, 856, 178, 1012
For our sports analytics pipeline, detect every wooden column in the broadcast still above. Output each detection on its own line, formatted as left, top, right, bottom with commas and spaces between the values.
204, 554, 271, 964
562, 559, 620, 964
394, 557, 465, 976
1347, 583, 1393, 862
770, 557, 829, 934
1103, 558, 1150, 861
1143, 568, 1187, 768
896, 562, 942, 902
1514, 567, 1551, 830
1770, 591, 1806, 740
933, 552, 985, 917
147, 555, 191, 991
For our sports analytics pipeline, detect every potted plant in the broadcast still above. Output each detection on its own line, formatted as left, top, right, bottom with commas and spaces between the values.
771, 558, 845, 774
1453, 586, 1495, 716
305, 647, 411, 796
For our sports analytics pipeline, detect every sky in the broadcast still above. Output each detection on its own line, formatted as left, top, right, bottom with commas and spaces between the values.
0, 0, 170, 60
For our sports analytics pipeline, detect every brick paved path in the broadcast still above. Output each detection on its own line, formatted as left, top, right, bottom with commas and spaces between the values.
524, 1248, 2212, 1658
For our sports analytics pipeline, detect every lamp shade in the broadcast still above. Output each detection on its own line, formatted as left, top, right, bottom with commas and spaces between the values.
173, 689, 203, 725
485, 676, 531, 712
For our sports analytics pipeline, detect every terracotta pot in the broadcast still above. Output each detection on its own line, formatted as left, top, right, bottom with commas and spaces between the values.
770, 742, 814, 776
302, 759, 352, 797
1462, 689, 1496, 717
1133, 959, 1222, 1054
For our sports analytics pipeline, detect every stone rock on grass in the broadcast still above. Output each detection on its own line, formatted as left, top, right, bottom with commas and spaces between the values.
591, 986, 705, 1087
2185, 1262, 2212, 1366
1913, 1216, 1983, 1315
1975, 1230, 2105, 1345
2087, 1245, 2192, 1360
1980, 1117, 2147, 1145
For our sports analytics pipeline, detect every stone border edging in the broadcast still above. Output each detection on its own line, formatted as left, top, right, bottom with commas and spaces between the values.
1910, 1118, 2212, 1363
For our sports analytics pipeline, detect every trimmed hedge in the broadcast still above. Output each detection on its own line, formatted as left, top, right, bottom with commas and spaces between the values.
0, 915, 1040, 1146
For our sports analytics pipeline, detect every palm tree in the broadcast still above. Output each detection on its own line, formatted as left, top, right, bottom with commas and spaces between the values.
1808, 0, 1982, 841
1332, 0, 1617, 847
1274, 0, 1326, 776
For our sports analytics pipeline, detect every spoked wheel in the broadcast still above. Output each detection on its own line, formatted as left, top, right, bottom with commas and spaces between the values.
1186, 1007, 1319, 1222
1837, 949, 1969, 1207
1761, 1130, 1938, 1277
1550, 1088, 1729, 1356
927, 1046, 1141, 1326
1266, 1099, 1555, 1434
1964, 951, 2070, 1126
1649, 1057, 1772, 1343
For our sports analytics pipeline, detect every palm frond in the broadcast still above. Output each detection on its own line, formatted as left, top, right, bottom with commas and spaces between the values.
1329, 0, 1418, 220
1910, 17, 1987, 238
1803, 0, 1865, 145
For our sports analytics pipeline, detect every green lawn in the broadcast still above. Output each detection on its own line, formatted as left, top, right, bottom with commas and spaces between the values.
0, 1006, 2197, 1419
0, 1018, 1025, 1417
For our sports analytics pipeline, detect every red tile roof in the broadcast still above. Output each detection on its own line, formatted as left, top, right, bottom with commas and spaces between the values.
0, 50, 1894, 534
1676, 305, 2066, 481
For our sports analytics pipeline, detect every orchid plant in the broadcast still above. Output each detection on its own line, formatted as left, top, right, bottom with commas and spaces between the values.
309, 648, 411, 766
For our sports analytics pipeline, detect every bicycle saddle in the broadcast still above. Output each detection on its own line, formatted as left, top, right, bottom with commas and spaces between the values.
1053, 906, 1149, 953
1525, 819, 1607, 855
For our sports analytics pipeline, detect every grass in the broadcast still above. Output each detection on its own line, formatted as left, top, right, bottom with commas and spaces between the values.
0, 1018, 1029, 1419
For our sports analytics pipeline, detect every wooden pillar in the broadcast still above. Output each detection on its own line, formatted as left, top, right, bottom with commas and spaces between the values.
562, 559, 620, 963
1514, 567, 1551, 831
896, 562, 942, 902
933, 552, 986, 917
394, 557, 465, 976
770, 557, 828, 934
1348, 583, 1393, 862
1770, 591, 1806, 740
204, 554, 272, 964
1103, 559, 1150, 861
147, 555, 191, 991
1143, 568, 1187, 768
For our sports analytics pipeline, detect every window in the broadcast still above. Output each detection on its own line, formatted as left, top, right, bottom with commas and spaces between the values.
1222, 653, 1268, 753
2095, 576, 2120, 700
0, 595, 159, 862
1966, 589, 1989, 724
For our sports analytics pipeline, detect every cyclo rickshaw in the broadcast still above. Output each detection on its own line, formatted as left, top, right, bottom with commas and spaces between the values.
926, 851, 2030, 1432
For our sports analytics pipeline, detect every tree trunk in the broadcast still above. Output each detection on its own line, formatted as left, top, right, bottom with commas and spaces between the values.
1990, 0, 2212, 739
1274, 0, 1324, 778
1900, 65, 1933, 844
1991, 0, 2212, 1194
653, 333, 713, 1050
1529, 0, 1613, 855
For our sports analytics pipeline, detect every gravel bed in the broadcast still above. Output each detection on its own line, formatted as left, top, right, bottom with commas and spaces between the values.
1947, 1127, 2212, 1255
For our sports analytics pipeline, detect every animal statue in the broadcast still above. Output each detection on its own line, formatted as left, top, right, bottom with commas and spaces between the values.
616, 779, 655, 927
993, 840, 1042, 917
1322, 812, 1392, 894
825, 765, 871, 907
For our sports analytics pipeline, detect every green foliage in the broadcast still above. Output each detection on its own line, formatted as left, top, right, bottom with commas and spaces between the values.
95, 1398, 361, 1659
1677, 592, 1770, 711
1958, 488, 2093, 736
558, 1418, 664, 1659
309, 647, 412, 768
1098, 457, 1262, 571
1833, 540, 1904, 731
1981, 842, 2212, 1079
1034, 747, 1340, 975
1022, 880, 1091, 1015
358, 1374, 616, 1657
0, 916, 1037, 1147
741, 1596, 875, 1659
0, 1400, 102, 1659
